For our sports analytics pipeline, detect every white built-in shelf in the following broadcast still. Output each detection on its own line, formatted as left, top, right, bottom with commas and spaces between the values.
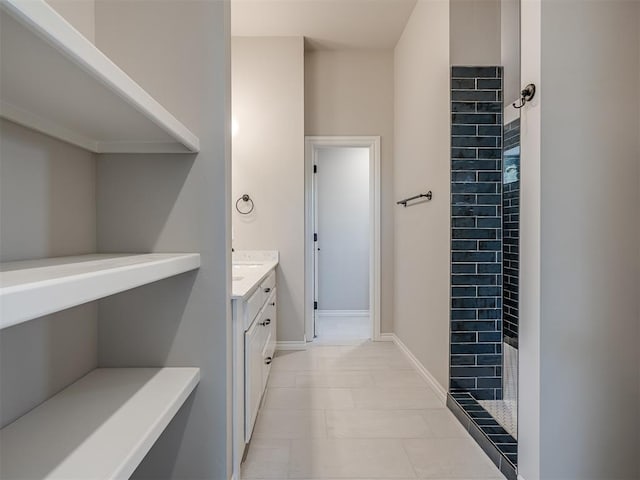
0, 368, 200, 479
0, 0, 200, 154
0, 253, 201, 330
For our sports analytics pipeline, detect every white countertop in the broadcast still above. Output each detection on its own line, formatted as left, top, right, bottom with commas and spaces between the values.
231, 251, 278, 300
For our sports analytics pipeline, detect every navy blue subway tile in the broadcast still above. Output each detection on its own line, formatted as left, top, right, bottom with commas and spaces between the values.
452, 136, 498, 148
452, 113, 499, 125
474, 417, 501, 427
452, 182, 498, 194
478, 241, 501, 251
477, 125, 502, 136
489, 434, 517, 444
476, 376, 503, 387
450, 378, 477, 390
452, 90, 498, 102
451, 240, 478, 251
450, 366, 496, 378
451, 78, 476, 89
452, 264, 476, 274
451, 205, 497, 217
452, 124, 477, 136
452, 194, 477, 205
452, 251, 496, 262
477, 217, 501, 228
468, 407, 494, 417
472, 389, 498, 401
476, 78, 502, 89
451, 147, 478, 159
451, 332, 477, 343
477, 309, 501, 319
478, 148, 502, 159
452, 159, 498, 171
451, 309, 478, 320
451, 102, 477, 113
451, 320, 497, 332
450, 66, 505, 416
452, 297, 496, 309
478, 171, 502, 182
478, 331, 502, 342
451, 66, 498, 78
477, 286, 501, 296
451, 343, 497, 355
450, 355, 476, 366
499, 444, 518, 454
481, 426, 511, 436
451, 274, 497, 286
476, 102, 502, 113
477, 263, 502, 274
451, 228, 497, 240
451, 171, 477, 182
451, 286, 477, 297
476, 194, 502, 205
452, 217, 476, 228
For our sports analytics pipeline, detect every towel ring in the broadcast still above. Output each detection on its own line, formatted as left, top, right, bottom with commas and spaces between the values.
235, 194, 254, 215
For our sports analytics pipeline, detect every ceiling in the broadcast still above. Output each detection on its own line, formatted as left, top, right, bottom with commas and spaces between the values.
231, 0, 418, 50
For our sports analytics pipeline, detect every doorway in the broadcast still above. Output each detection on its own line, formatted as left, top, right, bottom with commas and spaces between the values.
304, 136, 381, 343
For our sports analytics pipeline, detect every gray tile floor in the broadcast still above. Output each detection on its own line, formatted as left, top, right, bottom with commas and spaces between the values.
241, 340, 504, 479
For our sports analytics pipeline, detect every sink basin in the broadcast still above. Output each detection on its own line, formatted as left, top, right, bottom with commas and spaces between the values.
232, 276, 244, 281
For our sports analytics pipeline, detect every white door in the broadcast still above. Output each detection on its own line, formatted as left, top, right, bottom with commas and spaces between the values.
313, 146, 370, 340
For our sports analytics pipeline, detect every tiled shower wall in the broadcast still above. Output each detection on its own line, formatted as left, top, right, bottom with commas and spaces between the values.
450, 66, 504, 401
503, 119, 520, 346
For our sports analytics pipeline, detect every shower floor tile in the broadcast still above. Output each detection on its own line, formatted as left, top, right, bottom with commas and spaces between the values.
478, 399, 517, 439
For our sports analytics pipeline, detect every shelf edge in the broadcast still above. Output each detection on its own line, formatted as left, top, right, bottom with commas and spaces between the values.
0, 253, 201, 330
1, 0, 200, 154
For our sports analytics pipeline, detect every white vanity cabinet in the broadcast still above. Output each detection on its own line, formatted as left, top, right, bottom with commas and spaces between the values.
231, 253, 278, 480
244, 285, 276, 438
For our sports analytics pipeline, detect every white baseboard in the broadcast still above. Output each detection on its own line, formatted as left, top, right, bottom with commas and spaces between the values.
387, 333, 447, 404
316, 310, 370, 318
276, 341, 308, 351
517, 476, 526, 480
377, 333, 395, 342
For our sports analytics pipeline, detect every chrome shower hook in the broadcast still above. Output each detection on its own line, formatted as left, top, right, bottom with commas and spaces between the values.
513, 83, 536, 109
235, 194, 255, 215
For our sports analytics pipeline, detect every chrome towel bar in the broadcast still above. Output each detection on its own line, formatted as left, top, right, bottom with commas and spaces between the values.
396, 191, 433, 207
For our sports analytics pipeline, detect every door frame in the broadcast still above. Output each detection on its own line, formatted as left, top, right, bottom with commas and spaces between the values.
304, 136, 381, 342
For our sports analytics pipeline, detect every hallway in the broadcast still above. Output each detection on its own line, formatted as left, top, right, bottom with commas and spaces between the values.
241, 341, 503, 479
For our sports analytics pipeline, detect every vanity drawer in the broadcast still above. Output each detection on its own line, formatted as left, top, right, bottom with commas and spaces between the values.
260, 270, 276, 296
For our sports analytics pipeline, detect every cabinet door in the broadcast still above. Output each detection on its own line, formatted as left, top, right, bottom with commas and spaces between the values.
261, 334, 273, 398
265, 289, 277, 364
244, 320, 263, 441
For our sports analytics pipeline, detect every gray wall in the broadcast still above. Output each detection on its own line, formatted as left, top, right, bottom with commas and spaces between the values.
231, 36, 305, 343
94, 1, 231, 478
539, 2, 639, 477
45, 0, 95, 42
317, 147, 370, 311
519, 1, 640, 478
305, 49, 395, 333
0, 120, 96, 263
0, 119, 98, 427
450, 0, 501, 66
393, 0, 451, 392
500, 0, 520, 105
